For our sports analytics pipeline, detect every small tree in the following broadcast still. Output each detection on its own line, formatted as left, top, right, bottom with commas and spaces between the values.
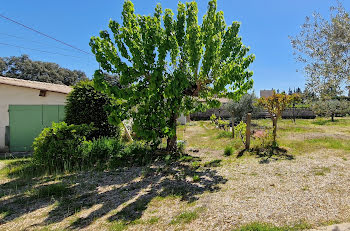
226, 93, 260, 137
65, 81, 120, 139
311, 99, 349, 122
257, 92, 293, 144
288, 93, 302, 123
90, 0, 255, 151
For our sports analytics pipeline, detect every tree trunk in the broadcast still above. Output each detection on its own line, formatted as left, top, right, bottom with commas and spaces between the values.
272, 116, 277, 144
231, 113, 235, 138
292, 103, 296, 123
245, 113, 251, 150
166, 113, 178, 152
331, 114, 335, 122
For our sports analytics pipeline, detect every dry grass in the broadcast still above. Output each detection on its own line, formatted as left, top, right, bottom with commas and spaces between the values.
1, 117, 350, 230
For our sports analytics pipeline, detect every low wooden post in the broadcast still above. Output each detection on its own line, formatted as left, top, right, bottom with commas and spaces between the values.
245, 113, 251, 150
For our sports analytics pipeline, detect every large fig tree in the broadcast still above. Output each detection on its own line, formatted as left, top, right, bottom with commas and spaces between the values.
90, 0, 254, 151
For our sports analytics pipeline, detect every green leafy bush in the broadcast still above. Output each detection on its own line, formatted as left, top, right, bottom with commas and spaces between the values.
33, 123, 151, 172
65, 80, 120, 139
217, 119, 229, 130
33, 122, 94, 172
235, 121, 247, 145
108, 141, 153, 167
210, 114, 217, 124
81, 137, 123, 169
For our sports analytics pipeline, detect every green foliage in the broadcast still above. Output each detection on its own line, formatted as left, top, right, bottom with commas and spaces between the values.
33, 123, 152, 172
108, 141, 153, 168
192, 175, 200, 182
235, 121, 247, 145
311, 99, 349, 121
226, 93, 260, 123
90, 0, 255, 150
170, 210, 200, 224
33, 122, 94, 172
210, 114, 217, 124
217, 119, 229, 130
81, 137, 123, 169
177, 140, 187, 154
257, 92, 296, 143
0, 54, 87, 85
257, 92, 294, 119
65, 81, 120, 139
233, 222, 311, 231
224, 146, 233, 156
290, 3, 350, 98
30, 183, 70, 198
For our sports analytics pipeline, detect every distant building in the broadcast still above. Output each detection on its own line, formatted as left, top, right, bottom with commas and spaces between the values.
260, 90, 274, 98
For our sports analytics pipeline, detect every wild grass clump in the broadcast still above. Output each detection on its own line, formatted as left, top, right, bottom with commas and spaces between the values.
224, 146, 233, 156
233, 222, 311, 231
30, 183, 70, 198
170, 210, 199, 224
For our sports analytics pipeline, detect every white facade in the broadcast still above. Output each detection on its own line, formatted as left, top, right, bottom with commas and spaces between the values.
0, 83, 70, 152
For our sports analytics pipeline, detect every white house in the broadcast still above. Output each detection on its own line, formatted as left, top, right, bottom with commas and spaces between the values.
0, 77, 72, 152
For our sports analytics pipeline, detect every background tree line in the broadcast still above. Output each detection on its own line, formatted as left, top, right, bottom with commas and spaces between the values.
0, 54, 87, 86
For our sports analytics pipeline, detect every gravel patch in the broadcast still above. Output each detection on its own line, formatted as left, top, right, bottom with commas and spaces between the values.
1, 149, 350, 230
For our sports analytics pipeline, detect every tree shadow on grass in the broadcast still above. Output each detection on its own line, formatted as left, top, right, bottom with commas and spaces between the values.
0, 154, 227, 230
237, 146, 294, 164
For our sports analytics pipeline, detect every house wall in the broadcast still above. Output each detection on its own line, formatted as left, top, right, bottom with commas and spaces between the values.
0, 84, 68, 152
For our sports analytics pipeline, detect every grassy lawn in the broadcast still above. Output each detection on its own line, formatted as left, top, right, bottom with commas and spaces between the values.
1, 117, 350, 230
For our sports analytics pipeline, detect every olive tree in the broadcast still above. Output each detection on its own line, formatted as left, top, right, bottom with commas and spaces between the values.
226, 93, 260, 137
90, 0, 254, 151
311, 99, 349, 121
290, 3, 350, 98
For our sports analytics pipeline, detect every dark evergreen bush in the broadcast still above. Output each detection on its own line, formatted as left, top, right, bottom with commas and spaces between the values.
65, 81, 120, 139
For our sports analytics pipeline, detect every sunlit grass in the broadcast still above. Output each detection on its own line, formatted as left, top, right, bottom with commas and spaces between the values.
178, 117, 350, 154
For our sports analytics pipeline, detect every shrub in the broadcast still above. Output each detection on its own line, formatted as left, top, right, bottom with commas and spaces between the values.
65, 80, 120, 139
224, 146, 233, 156
217, 119, 229, 130
235, 121, 247, 145
177, 140, 187, 154
108, 141, 153, 167
33, 123, 156, 172
210, 114, 217, 124
253, 129, 274, 150
33, 122, 94, 172
81, 137, 123, 169
226, 93, 261, 124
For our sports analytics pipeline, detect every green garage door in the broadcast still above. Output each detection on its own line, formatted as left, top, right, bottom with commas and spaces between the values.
9, 105, 65, 152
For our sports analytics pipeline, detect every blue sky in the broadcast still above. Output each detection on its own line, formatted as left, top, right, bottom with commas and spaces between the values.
1, 0, 347, 93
